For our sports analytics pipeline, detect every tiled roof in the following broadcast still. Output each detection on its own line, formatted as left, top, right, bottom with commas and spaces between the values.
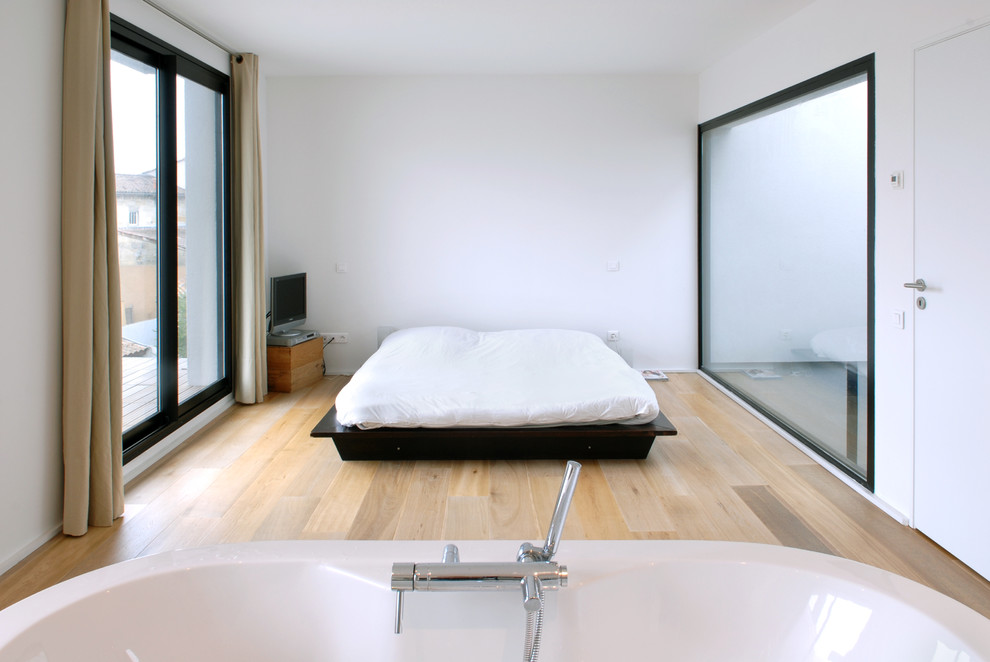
122, 338, 152, 357
115, 173, 186, 196
115, 173, 157, 195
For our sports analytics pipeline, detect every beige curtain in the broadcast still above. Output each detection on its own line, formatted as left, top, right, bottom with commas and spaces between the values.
231, 54, 268, 404
61, 0, 124, 537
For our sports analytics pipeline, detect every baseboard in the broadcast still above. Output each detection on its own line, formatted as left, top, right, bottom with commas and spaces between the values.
0, 522, 63, 578
695, 370, 910, 526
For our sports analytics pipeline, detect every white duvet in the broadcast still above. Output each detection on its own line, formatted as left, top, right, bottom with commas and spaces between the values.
334, 327, 660, 429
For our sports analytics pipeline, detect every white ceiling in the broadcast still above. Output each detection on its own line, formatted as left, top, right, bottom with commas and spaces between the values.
148, 0, 814, 76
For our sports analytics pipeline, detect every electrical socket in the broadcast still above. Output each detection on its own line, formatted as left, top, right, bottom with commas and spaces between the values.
607, 330, 620, 342
322, 332, 349, 344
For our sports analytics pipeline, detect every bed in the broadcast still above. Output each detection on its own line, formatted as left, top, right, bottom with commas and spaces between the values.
310, 326, 676, 460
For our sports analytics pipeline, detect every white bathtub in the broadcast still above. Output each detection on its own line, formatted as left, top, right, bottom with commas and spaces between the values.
0, 540, 987, 661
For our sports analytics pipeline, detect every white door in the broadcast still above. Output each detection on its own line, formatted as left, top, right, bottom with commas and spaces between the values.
914, 24, 990, 580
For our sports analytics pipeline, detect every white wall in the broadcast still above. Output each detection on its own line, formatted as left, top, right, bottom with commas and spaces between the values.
265, 75, 698, 373
0, 0, 65, 573
699, 0, 990, 520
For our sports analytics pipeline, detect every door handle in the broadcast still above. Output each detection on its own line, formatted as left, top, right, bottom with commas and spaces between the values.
903, 278, 927, 291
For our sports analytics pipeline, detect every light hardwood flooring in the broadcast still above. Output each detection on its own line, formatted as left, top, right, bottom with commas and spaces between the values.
3, 372, 989, 619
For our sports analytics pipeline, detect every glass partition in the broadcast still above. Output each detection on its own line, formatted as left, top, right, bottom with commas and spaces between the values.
699, 58, 873, 485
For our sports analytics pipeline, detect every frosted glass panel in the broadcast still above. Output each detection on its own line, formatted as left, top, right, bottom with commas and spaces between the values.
700, 73, 870, 481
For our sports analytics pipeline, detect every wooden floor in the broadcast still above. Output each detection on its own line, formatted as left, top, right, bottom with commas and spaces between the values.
3, 372, 989, 619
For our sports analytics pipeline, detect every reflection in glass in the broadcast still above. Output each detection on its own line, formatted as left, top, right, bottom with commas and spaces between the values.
111, 50, 160, 432
177, 76, 225, 404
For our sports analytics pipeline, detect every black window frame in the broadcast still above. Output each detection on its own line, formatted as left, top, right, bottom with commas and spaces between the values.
697, 55, 876, 490
111, 15, 233, 463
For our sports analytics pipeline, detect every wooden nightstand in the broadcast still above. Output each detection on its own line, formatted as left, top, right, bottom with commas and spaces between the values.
267, 337, 323, 392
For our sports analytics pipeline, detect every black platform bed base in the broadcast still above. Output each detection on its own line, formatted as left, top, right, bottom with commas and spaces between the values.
310, 406, 677, 461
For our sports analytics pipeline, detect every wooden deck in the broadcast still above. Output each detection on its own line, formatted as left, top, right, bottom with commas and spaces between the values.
122, 357, 202, 430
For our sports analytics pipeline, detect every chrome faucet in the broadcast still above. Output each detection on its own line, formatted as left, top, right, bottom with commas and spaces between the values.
517, 460, 581, 564
391, 460, 582, 634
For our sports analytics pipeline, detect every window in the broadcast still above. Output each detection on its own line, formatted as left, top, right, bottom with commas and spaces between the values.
111, 16, 231, 461
699, 56, 874, 487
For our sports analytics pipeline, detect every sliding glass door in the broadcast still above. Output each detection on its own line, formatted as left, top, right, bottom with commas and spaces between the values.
111, 16, 232, 460
699, 57, 874, 486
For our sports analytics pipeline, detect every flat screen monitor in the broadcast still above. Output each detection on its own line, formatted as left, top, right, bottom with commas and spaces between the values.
270, 272, 306, 336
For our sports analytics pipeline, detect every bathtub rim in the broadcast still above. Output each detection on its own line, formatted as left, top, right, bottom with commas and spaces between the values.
0, 539, 987, 654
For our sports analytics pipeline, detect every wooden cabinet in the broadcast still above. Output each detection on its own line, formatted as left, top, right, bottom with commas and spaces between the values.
267, 337, 323, 392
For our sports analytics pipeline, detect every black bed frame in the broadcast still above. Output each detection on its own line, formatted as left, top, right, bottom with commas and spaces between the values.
310, 406, 677, 460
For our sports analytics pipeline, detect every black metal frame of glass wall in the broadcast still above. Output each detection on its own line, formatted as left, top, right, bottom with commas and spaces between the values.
111, 15, 233, 463
697, 54, 876, 490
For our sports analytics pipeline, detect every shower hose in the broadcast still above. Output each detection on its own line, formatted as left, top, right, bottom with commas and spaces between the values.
522, 582, 545, 662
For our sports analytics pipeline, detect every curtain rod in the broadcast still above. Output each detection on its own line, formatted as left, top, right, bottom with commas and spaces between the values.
139, 0, 239, 56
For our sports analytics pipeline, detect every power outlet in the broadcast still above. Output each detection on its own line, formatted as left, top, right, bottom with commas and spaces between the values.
321, 332, 349, 344
607, 330, 620, 342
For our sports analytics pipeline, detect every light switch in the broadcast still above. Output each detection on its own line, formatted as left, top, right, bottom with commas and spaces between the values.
892, 310, 905, 329
606, 260, 620, 272
335, 262, 349, 273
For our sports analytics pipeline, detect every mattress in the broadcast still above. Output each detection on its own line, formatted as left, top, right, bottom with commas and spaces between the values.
333, 326, 661, 429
